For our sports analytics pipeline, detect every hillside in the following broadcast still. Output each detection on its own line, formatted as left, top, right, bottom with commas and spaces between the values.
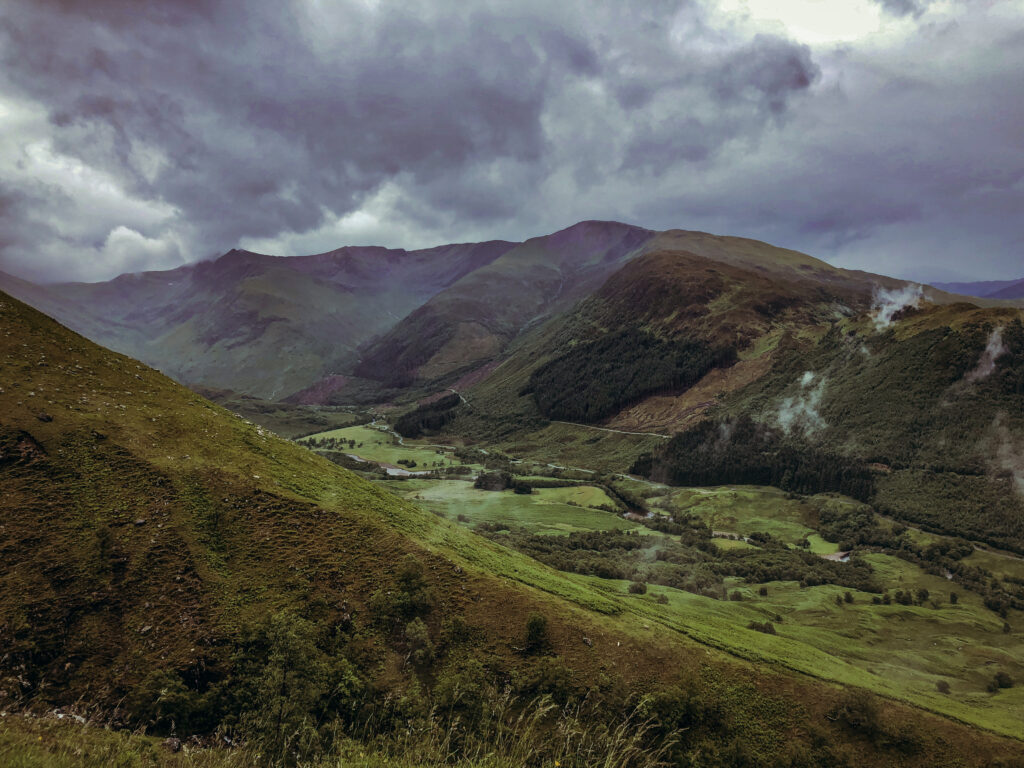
352, 221, 656, 388
0, 240, 514, 399
5, 294, 1024, 765
393, 245, 1024, 558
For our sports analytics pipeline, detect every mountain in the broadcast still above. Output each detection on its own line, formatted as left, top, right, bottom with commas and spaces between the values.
397, 243, 1024, 553
932, 277, 1024, 299
988, 278, 1024, 299
352, 224, 995, 394
353, 221, 656, 387
4, 222, 1017, 406
0, 240, 515, 399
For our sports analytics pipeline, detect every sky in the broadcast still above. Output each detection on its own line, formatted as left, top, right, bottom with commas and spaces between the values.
0, 0, 1022, 284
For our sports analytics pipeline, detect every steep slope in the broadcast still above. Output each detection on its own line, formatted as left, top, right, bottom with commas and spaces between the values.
0, 240, 514, 398
438, 243, 889, 443
4, 294, 1024, 764
352, 221, 656, 387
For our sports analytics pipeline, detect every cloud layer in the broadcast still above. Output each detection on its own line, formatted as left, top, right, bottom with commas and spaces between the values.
1, 0, 1022, 282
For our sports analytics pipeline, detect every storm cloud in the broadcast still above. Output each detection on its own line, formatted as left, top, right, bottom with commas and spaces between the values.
0, 0, 1021, 282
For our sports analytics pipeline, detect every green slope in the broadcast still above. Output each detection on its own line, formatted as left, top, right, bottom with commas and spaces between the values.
5, 293, 1024, 764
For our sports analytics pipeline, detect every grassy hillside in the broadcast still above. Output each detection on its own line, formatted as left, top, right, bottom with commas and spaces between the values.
5, 295, 1024, 765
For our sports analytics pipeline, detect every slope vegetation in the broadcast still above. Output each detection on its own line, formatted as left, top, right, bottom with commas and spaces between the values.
4, 294, 1024, 764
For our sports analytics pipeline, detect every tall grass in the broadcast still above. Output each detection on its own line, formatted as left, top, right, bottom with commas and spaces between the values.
1, 695, 677, 768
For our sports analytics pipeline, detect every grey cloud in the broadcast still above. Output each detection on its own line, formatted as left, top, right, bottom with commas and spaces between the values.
0, 0, 1022, 283
873, 0, 930, 18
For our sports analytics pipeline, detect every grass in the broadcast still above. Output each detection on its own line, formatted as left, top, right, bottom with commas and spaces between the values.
596, 550, 1024, 737
385, 479, 639, 536
495, 422, 664, 474
653, 485, 820, 545
300, 424, 473, 469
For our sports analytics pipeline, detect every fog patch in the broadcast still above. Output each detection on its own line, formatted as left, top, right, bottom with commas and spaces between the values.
990, 413, 1024, 496
777, 371, 826, 435
965, 326, 1007, 383
870, 284, 923, 331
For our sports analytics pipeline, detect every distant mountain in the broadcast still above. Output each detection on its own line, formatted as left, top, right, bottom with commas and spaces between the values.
3, 221, 1020, 406
932, 277, 1024, 299
987, 278, 1024, 299
0, 241, 514, 398
353, 220, 655, 386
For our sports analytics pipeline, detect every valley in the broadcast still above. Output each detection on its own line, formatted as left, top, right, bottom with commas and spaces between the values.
4, 224, 1024, 767
295, 412, 1024, 739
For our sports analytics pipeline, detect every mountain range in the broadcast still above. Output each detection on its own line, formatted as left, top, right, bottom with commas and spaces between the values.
5, 221, 1016, 404
3, 221, 1024, 765
933, 277, 1024, 300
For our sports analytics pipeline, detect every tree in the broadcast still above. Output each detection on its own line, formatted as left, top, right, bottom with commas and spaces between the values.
232, 610, 361, 762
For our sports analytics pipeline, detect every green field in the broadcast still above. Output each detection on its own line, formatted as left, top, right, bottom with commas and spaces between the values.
291, 421, 1024, 739
496, 421, 665, 473
385, 479, 640, 536
565, 549, 1024, 738
301, 423, 473, 469
652, 485, 821, 545
376, 472, 1024, 736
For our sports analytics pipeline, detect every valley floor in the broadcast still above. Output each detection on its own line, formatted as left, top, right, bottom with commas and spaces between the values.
299, 420, 1024, 739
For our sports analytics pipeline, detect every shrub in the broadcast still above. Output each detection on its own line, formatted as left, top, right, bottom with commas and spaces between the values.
834, 688, 881, 737
936, 680, 951, 694
524, 613, 550, 655
405, 617, 435, 666
747, 621, 776, 635
628, 581, 648, 595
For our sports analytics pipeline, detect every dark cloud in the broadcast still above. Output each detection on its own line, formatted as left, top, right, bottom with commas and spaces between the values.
0, 0, 1022, 282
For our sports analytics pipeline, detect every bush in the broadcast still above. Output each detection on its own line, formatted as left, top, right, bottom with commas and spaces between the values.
989, 671, 1014, 692
405, 617, 435, 666
628, 581, 648, 594
747, 621, 776, 635
936, 680, 951, 694
834, 688, 881, 737
524, 613, 551, 655
369, 555, 435, 628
